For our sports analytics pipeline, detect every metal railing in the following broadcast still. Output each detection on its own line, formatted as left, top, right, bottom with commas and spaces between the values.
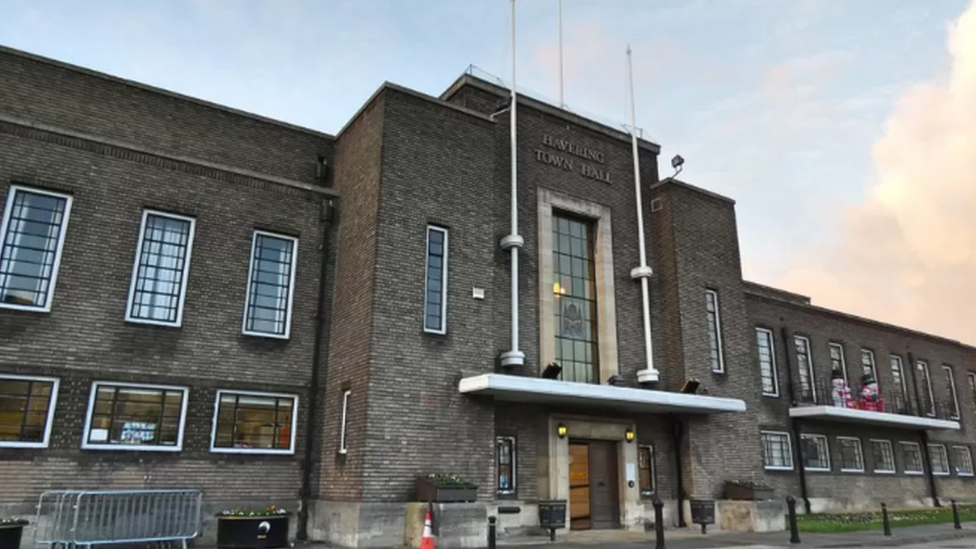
793, 379, 959, 421
35, 489, 203, 548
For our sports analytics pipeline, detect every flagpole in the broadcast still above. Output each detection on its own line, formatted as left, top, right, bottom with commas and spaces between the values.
558, 0, 564, 108
627, 45, 659, 383
500, 0, 525, 368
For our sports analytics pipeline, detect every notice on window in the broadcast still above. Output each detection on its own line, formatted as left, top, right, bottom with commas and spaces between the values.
625, 463, 637, 483
90, 428, 109, 442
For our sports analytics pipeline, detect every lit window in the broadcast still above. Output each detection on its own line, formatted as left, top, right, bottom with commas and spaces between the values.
0, 375, 59, 448
800, 434, 830, 472
756, 328, 778, 396
339, 389, 351, 454
83, 383, 188, 451
211, 391, 297, 454
953, 446, 973, 476
0, 186, 73, 312
424, 226, 448, 334
828, 343, 847, 381
794, 336, 816, 403
126, 211, 196, 326
838, 437, 864, 472
705, 289, 724, 373
243, 231, 298, 338
553, 214, 599, 383
760, 431, 793, 470
929, 444, 950, 475
943, 366, 960, 420
496, 436, 516, 495
901, 442, 924, 474
871, 440, 895, 473
918, 361, 935, 417
638, 444, 656, 497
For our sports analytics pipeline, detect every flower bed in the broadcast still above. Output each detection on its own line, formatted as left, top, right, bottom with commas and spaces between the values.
416, 474, 478, 502
797, 505, 976, 533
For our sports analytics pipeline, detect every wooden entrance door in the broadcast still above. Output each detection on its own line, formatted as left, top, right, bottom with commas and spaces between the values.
568, 441, 619, 530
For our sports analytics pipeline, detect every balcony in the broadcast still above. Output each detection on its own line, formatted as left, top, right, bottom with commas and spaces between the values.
458, 374, 747, 415
789, 379, 960, 431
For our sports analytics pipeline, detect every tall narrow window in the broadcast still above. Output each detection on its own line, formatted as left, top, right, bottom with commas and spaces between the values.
0, 375, 59, 448
890, 356, 909, 412
705, 289, 725, 373
552, 214, 598, 383
211, 391, 297, 454
800, 434, 830, 471
638, 445, 656, 496
953, 446, 974, 476
83, 382, 188, 451
794, 336, 816, 403
760, 431, 793, 470
969, 373, 976, 420
496, 436, 516, 495
0, 186, 73, 312
424, 226, 448, 334
838, 436, 864, 472
901, 442, 924, 474
918, 361, 935, 416
929, 444, 950, 475
828, 343, 848, 380
126, 210, 196, 326
871, 440, 895, 473
860, 349, 878, 382
756, 328, 778, 396
339, 389, 351, 454
243, 231, 298, 338
942, 366, 960, 420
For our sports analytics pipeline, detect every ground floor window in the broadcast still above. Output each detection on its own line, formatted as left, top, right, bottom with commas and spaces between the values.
84, 382, 187, 450
953, 446, 974, 476
871, 440, 895, 473
838, 437, 864, 472
901, 442, 924, 474
760, 431, 793, 470
212, 390, 297, 454
638, 444, 655, 496
0, 375, 59, 448
800, 434, 830, 471
496, 436, 516, 495
929, 444, 950, 475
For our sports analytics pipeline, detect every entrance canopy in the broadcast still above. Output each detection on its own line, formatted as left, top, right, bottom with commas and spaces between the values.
789, 405, 960, 430
458, 374, 746, 414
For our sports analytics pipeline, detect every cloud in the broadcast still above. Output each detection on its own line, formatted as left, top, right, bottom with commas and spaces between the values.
778, 0, 976, 343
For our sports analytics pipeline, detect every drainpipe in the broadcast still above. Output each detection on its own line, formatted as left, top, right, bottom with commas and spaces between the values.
625, 46, 659, 384
499, 0, 525, 368
297, 195, 337, 540
906, 350, 940, 507
671, 418, 686, 527
779, 324, 810, 514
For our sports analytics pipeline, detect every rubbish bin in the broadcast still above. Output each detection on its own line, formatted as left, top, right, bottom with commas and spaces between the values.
690, 499, 715, 534
538, 500, 567, 541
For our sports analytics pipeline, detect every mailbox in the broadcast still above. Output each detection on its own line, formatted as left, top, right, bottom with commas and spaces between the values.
690, 499, 716, 534
538, 500, 567, 530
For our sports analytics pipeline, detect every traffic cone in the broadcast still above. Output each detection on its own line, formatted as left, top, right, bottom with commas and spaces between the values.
420, 507, 436, 549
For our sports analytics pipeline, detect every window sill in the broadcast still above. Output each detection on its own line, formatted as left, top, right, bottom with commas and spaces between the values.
933, 472, 951, 476
840, 469, 865, 473
211, 447, 295, 456
125, 317, 183, 328
905, 471, 925, 475
82, 444, 182, 452
762, 393, 780, 398
805, 468, 830, 473
0, 441, 50, 449
873, 470, 896, 475
0, 302, 51, 313
242, 330, 291, 340
958, 473, 974, 477
764, 466, 794, 472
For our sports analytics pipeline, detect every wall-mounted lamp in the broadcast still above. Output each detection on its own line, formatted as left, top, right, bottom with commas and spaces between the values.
625, 428, 635, 443
557, 423, 568, 439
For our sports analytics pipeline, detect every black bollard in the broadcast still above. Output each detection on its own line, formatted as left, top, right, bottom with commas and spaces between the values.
881, 503, 891, 536
952, 499, 962, 530
488, 516, 497, 549
653, 497, 666, 549
787, 496, 801, 544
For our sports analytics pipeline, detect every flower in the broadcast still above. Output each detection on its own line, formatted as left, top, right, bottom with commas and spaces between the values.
218, 505, 288, 517
424, 473, 476, 488
0, 518, 28, 526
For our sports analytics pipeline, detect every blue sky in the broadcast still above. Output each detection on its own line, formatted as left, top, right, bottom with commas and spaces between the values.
2, 0, 975, 340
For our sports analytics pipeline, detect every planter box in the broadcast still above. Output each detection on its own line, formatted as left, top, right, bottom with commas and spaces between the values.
416, 478, 477, 503
0, 522, 27, 549
724, 483, 774, 501
216, 515, 289, 549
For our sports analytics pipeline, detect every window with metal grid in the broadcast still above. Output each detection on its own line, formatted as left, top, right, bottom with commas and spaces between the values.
756, 328, 778, 396
424, 226, 448, 333
901, 442, 924, 474
0, 376, 58, 447
496, 436, 516, 495
929, 444, 950, 475
706, 289, 725, 373
800, 434, 830, 471
552, 213, 598, 384
871, 440, 895, 473
85, 383, 186, 449
212, 391, 296, 453
243, 231, 297, 338
127, 211, 195, 325
838, 437, 864, 472
760, 431, 793, 470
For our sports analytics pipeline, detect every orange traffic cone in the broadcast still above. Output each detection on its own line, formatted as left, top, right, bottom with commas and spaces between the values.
421, 507, 436, 549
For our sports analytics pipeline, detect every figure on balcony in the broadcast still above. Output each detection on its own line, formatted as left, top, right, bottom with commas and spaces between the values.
830, 369, 854, 408
860, 372, 883, 411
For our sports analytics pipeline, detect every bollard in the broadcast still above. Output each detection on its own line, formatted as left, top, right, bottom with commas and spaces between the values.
881, 503, 891, 536
488, 516, 497, 549
952, 499, 962, 530
786, 496, 801, 544
653, 497, 666, 549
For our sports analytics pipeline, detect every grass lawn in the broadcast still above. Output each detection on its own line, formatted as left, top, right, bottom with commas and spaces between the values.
797, 504, 976, 533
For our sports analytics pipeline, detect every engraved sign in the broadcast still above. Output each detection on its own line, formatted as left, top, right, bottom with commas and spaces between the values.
534, 134, 612, 184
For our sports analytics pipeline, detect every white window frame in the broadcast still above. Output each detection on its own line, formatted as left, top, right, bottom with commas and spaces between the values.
968, 372, 976, 421
125, 210, 196, 327
756, 328, 779, 397
638, 443, 656, 496
800, 433, 831, 472
0, 374, 60, 449
496, 435, 517, 495
942, 365, 960, 420
209, 389, 298, 455
837, 436, 865, 473
918, 361, 936, 417
929, 443, 950, 476
760, 430, 794, 471
423, 226, 448, 334
900, 441, 925, 475
81, 381, 189, 452
828, 342, 848, 381
705, 289, 725, 374
0, 185, 74, 313
339, 389, 351, 454
953, 446, 974, 477
861, 348, 878, 381
241, 230, 299, 339
890, 355, 908, 401
794, 335, 817, 402
870, 439, 896, 474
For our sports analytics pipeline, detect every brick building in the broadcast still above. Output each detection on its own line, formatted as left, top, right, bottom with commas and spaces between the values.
1, 45, 974, 548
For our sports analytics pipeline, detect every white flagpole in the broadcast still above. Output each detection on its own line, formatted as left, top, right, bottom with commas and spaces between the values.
500, 0, 525, 368
627, 45, 659, 383
558, 0, 564, 108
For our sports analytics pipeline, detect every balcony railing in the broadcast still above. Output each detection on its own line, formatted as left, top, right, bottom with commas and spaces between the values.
793, 379, 958, 422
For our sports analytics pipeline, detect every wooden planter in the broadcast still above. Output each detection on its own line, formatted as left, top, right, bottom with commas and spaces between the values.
724, 483, 774, 501
416, 478, 478, 503
0, 521, 27, 549
216, 515, 289, 549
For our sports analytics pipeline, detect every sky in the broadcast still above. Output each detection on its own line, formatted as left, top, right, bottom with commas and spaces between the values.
2, 0, 975, 343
